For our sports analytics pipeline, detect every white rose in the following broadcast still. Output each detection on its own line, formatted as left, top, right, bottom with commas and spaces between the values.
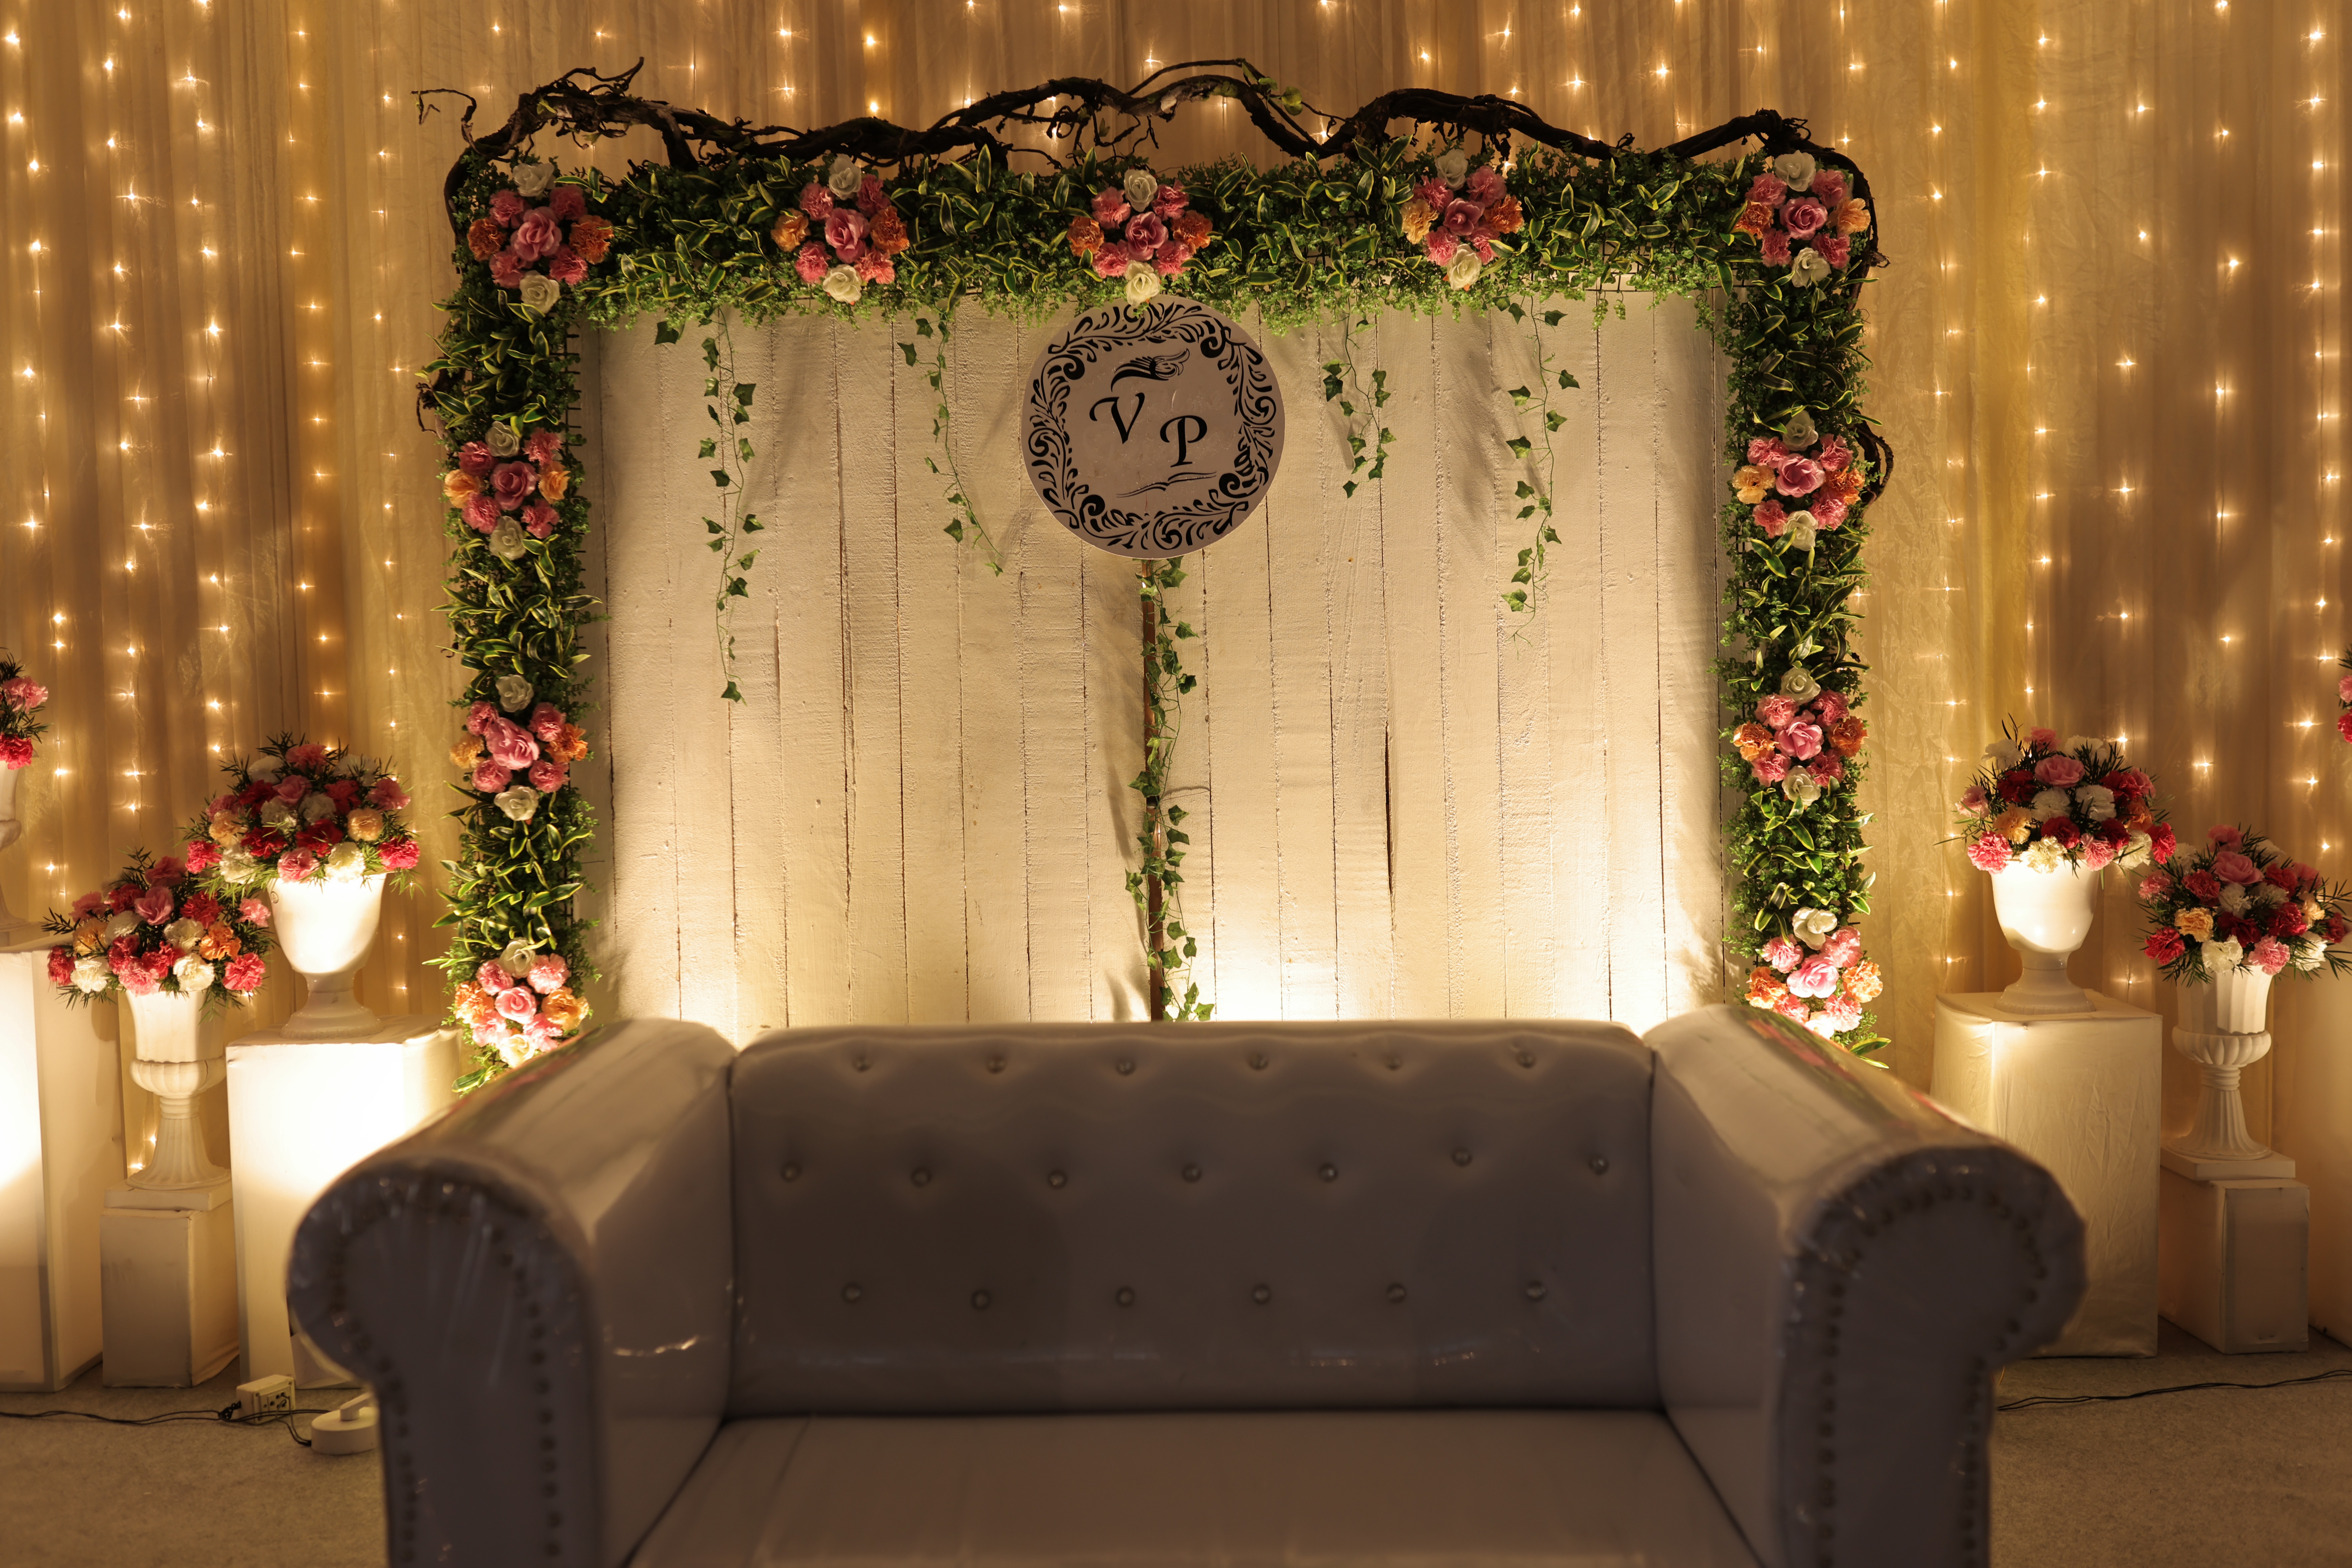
1790, 247, 1832, 287
2029, 788, 2071, 822
172, 956, 216, 994
2203, 938, 2245, 972
1445, 247, 1484, 290
2073, 784, 2116, 821
1124, 260, 1163, 304
512, 159, 555, 198
105, 910, 140, 941
1434, 149, 1470, 189
494, 785, 540, 823
2021, 839, 2064, 873
827, 155, 863, 199
496, 674, 534, 712
1780, 665, 1821, 702
300, 792, 338, 823
1773, 151, 1818, 188
822, 265, 862, 305
490, 517, 529, 561
1785, 510, 1818, 552
324, 842, 366, 882
1123, 168, 1160, 213
72, 956, 111, 994
164, 918, 204, 953
499, 940, 537, 976
1791, 908, 1839, 949
2294, 938, 2327, 972
1985, 738, 2023, 770
1782, 771, 1821, 809
1782, 410, 1818, 449
518, 274, 563, 314
2219, 882, 2251, 917
487, 422, 521, 457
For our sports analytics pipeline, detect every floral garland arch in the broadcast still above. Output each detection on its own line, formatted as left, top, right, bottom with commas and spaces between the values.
417, 61, 1893, 1085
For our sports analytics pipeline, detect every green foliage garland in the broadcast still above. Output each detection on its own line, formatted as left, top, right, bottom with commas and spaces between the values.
419, 65, 1888, 1073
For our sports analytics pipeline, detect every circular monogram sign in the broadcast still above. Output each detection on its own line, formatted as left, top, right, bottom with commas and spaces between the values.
1023, 299, 1284, 558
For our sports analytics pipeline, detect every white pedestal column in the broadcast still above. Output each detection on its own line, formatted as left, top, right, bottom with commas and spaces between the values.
224, 1015, 455, 1384
0, 942, 124, 1391
2158, 1170, 2309, 1352
99, 1179, 239, 1386
1932, 991, 2163, 1354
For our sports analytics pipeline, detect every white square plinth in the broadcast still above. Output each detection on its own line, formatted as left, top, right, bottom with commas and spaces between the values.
2159, 1171, 2310, 1353
99, 1178, 239, 1386
225, 1015, 456, 1384
1932, 992, 2162, 1355
0, 942, 124, 1391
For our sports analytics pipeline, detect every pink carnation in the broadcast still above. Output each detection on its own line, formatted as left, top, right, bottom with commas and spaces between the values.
1824, 993, 1863, 1031
1422, 230, 1460, 265
2034, 755, 2085, 787
470, 760, 513, 794
488, 250, 524, 289
855, 175, 885, 217
1754, 499, 1788, 537
527, 953, 570, 994
133, 886, 175, 925
1090, 242, 1133, 280
2212, 850, 2260, 885
522, 501, 558, 539
225, 953, 267, 993
853, 250, 894, 285
1091, 190, 1131, 227
2209, 824, 2244, 847
275, 776, 309, 803
1465, 166, 1506, 205
1817, 235, 1851, 270
1788, 955, 1841, 1000
1821, 927, 1863, 966
462, 494, 500, 533
1809, 753, 1845, 782
528, 702, 566, 741
1810, 170, 1849, 207
2080, 838, 2117, 871
457, 442, 496, 477
1415, 178, 1451, 208
1752, 751, 1793, 784
2340, 674, 2352, 704
2027, 727, 2059, 749
1442, 198, 1483, 237
549, 185, 587, 223
1813, 690, 1850, 725
1747, 437, 1792, 469
72, 892, 105, 918
1748, 172, 1788, 207
1760, 231, 1791, 266
1757, 694, 1799, 729
1815, 436, 1853, 474
1960, 784, 1989, 814
547, 247, 587, 286
2137, 871, 2173, 901
798, 182, 834, 220
369, 777, 411, 811
795, 241, 830, 284
465, 700, 499, 735
1775, 993, 1812, 1024
240, 897, 270, 925
279, 848, 318, 882
1762, 936, 1802, 973
1154, 241, 1193, 276
1150, 182, 1188, 218
488, 190, 526, 227
472, 1018, 509, 1051
1967, 832, 2014, 872
1812, 496, 1849, 530
524, 1013, 564, 1051
477, 960, 514, 992
2252, 938, 2292, 976
528, 758, 569, 793
380, 839, 421, 871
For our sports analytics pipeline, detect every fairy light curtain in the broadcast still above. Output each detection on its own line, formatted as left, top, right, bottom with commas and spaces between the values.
0, 0, 2345, 1119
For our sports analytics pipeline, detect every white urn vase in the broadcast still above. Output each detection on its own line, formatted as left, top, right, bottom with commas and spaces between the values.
2170, 965, 2278, 1162
124, 987, 225, 1189
1989, 858, 2100, 1014
268, 873, 387, 1038
0, 762, 33, 946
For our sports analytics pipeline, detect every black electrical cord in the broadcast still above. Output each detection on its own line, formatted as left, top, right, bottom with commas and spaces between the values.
1999, 1366, 2352, 1411
0, 1401, 336, 1446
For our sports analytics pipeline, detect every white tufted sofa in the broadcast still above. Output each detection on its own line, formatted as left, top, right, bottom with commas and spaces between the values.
289, 1007, 2083, 1568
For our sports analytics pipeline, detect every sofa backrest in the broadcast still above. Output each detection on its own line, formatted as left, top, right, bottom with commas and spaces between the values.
726, 1019, 1657, 1415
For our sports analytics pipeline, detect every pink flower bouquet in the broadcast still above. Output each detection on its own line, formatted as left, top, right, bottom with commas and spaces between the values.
1954, 722, 2170, 875
0, 651, 49, 770
449, 680, 591, 830
1065, 165, 1213, 304
181, 736, 420, 892
1743, 915, 1882, 1041
1730, 409, 1866, 549
452, 943, 588, 1069
1397, 151, 1523, 290
443, 420, 571, 543
2135, 826, 2352, 983
465, 159, 610, 307
1731, 149, 1870, 287
775, 156, 912, 305
41, 848, 272, 1010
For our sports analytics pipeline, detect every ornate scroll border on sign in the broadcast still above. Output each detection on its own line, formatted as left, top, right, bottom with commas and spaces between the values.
417, 61, 1892, 1080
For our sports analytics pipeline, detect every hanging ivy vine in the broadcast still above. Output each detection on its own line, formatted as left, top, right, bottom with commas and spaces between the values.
416, 62, 1889, 1077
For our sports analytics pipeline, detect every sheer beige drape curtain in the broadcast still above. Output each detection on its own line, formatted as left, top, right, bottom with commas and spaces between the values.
1, 1, 2345, 1100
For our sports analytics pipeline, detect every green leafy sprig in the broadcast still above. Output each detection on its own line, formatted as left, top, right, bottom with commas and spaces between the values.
1128, 559, 1211, 1021
899, 313, 1004, 573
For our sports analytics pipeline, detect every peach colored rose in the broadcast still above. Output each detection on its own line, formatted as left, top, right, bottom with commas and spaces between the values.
1834, 198, 1871, 235
539, 465, 570, 502
540, 988, 586, 1031
1400, 196, 1436, 243
346, 808, 384, 843
772, 211, 808, 251
451, 734, 485, 769
443, 469, 481, 503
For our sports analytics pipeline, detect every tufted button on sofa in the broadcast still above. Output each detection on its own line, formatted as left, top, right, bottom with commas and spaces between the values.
289, 1007, 2083, 1568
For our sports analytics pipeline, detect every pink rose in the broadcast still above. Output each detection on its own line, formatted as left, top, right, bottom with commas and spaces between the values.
528, 953, 571, 994
1782, 197, 1827, 238
1754, 499, 1788, 537
1752, 751, 1793, 784
1757, 695, 1799, 729
2252, 938, 2292, 976
274, 776, 308, 804
1813, 690, 1849, 725
488, 250, 523, 289
132, 886, 174, 925
528, 758, 568, 793
1150, 182, 1187, 218
490, 461, 538, 512
548, 184, 587, 223
1465, 166, 1506, 205
484, 716, 540, 770
795, 241, 830, 284
798, 182, 833, 220
1821, 927, 1863, 966
465, 700, 500, 736
2027, 727, 2058, 749
1967, 832, 2013, 872
1089, 241, 1133, 279
1811, 170, 1849, 207
528, 702, 566, 741
512, 207, 562, 263
547, 247, 587, 286
279, 848, 318, 882
461, 494, 499, 533
1747, 172, 1788, 207
457, 441, 496, 477
1091, 190, 1131, 226
1762, 936, 1802, 973
470, 760, 513, 794
1817, 235, 1851, 270
1788, 955, 1841, 1000
522, 501, 557, 539
1815, 436, 1852, 474
1811, 497, 1849, 530
1759, 231, 1791, 266
1776, 458, 1824, 497
2033, 755, 2085, 787
489, 190, 526, 226
2209, 824, 2243, 847
1422, 230, 1459, 265
240, 897, 270, 925
1442, 198, 1483, 236
2212, 850, 2260, 885
496, 986, 538, 1021
1960, 784, 1989, 813
380, 838, 420, 871
1124, 212, 1167, 252
1154, 241, 1193, 276
1779, 721, 1824, 761
823, 208, 868, 255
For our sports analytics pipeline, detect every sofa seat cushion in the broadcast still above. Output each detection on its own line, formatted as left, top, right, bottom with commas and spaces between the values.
629, 1409, 1758, 1567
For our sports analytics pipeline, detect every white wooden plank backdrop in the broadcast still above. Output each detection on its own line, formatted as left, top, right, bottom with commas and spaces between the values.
577, 296, 1726, 1041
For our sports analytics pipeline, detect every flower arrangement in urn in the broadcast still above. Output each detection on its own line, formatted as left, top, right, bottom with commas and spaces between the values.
1742, 908, 1883, 1041
1398, 147, 1522, 291
0, 652, 47, 770
41, 849, 271, 1009
465, 157, 612, 316
1066, 165, 1213, 305
181, 737, 419, 890
1731, 150, 1871, 288
2136, 826, 2352, 983
1955, 724, 2172, 874
774, 155, 912, 306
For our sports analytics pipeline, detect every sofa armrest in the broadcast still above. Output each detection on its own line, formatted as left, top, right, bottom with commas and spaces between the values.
1647, 1006, 2083, 1568
288, 1018, 736, 1568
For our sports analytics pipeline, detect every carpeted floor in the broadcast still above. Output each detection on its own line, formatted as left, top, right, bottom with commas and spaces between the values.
3, 1321, 2347, 1566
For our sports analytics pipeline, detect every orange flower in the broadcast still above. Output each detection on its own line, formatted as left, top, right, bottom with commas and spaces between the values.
1400, 196, 1436, 243
539, 465, 570, 502
1173, 211, 1212, 251
1833, 198, 1872, 235
451, 734, 485, 769
1991, 806, 2032, 844
1828, 715, 1866, 758
467, 217, 505, 261
1733, 201, 1775, 238
1066, 214, 1103, 257
870, 204, 909, 254
771, 211, 808, 251
1842, 960, 1884, 1004
1732, 722, 1774, 762
1745, 967, 1789, 1008
540, 988, 586, 1032
568, 215, 613, 264
1823, 467, 1864, 507
443, 469, 481, 503
554, 723, 590, 763
198, 922, 241, 962
452, 981, 498, 1026
1486, 194, 1524, 235
73, 918, 105, 954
